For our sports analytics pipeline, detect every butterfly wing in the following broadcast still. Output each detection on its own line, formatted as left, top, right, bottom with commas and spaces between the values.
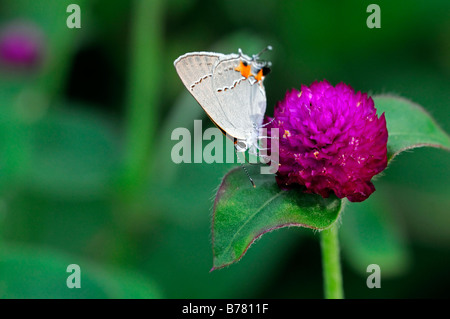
174, 52, 241, 138
212, 56, 267, 140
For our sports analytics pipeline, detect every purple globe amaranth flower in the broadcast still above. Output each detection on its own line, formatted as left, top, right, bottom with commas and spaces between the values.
0, 21, 45, 70
267, 80, 388, 202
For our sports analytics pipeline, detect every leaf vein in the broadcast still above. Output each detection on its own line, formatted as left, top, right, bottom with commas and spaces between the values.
221, 190, 285, 258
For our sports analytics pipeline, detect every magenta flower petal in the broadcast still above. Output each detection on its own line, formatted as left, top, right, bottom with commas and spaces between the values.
267, 80, 388, 202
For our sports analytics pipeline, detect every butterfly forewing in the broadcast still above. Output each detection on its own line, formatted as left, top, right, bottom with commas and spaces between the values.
174, 53, 238, 138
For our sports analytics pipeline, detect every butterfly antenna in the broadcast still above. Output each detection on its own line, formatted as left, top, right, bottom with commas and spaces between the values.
235, 147, 256, 188
253, 45, 273, 60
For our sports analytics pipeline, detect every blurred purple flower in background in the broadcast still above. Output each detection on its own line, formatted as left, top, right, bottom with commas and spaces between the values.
0, 20, 45, 70
267, 80, 388, 202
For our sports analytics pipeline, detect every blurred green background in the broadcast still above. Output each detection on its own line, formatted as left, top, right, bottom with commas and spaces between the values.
0, 0, 449, 298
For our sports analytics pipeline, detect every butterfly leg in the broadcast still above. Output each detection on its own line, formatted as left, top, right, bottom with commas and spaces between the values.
234, 147, 256, 188
259, 117, 276, 127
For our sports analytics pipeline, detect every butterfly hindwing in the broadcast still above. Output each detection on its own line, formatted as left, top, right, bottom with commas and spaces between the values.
212, 57, 266, 140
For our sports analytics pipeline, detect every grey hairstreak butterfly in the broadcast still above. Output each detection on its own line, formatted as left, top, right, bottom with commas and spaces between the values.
173, 47, 272, 186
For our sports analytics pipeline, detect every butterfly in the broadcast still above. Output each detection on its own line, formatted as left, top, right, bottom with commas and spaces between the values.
174, 47, 273, 186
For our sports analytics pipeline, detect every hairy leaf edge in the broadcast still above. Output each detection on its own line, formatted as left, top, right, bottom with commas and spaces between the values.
373, 94, 450, 161
211, 168, 344, 271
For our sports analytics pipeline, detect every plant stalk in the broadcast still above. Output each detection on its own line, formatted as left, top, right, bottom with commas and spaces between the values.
122, 0, 163, 194
320, 223, 344, 299
110, 0, 163, 266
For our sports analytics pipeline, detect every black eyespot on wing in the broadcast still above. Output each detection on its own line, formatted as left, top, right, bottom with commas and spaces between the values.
242, 61, 248, 67
262, 66, 271, 76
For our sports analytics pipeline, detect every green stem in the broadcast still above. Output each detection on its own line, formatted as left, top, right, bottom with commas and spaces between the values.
320, 223, 344, 299
110, 0, 163, 266
122, 0, 163, 193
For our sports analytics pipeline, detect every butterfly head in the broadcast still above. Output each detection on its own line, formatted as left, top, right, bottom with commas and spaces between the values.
235, 46, 272, 83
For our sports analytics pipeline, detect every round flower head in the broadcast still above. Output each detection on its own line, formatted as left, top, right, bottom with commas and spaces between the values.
267, 80, 388, 202
0, 21, 45, 70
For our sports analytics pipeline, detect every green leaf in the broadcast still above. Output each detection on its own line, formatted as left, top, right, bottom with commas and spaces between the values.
373, 95, 450, 162
212, 165, 343, 270
26, 107, 119, 198
0, 191, 113, 255
0, 245, 161, 298
142, 220, 302, 298
340, 188, 410, 278
384, 184, 450, 247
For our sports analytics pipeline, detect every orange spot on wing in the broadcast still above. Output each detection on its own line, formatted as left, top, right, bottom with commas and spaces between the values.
235, 61, 253, 78
255, 69, 264, 82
